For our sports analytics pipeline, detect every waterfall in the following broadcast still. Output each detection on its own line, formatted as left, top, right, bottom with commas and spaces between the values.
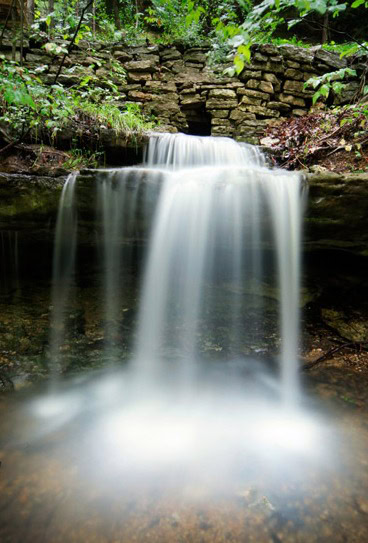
135, 134, 304, 402
52, 134, 304, 403
49, 173, 78, 377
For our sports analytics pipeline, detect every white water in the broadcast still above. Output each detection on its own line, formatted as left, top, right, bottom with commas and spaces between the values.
50, 134, 304, 401
22, 133, 335, 505
49, 173, 78, 376
136, 134, 304, 403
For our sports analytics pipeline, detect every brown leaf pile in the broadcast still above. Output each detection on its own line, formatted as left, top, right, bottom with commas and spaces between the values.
263, 103, 368, 170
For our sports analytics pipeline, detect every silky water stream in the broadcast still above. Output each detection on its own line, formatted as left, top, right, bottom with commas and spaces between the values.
0, 134, 367, 543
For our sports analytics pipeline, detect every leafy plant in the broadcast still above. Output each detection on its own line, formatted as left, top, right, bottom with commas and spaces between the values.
0, 57, 155, 151
305, 67, 357, 104
144, 0, 206, 44
63, 148, 102, 170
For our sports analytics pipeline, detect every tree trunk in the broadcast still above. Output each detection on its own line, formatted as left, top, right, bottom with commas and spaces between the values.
92, 0, 96, 37
48, 0, 54, 36
27, 0, 35, 26
113, 0, 121, 30
322, 12, 329, 44
18, 0, 24, 65
11, 3, 16, 61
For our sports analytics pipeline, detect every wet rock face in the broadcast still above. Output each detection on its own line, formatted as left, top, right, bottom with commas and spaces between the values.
306, 172, 368, 257
1, 168, 368, 385
0, 173, 65, 245
1, 170, 368, 255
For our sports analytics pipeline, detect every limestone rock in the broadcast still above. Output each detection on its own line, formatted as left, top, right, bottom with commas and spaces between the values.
180, 95, 205, 108
206, 98, 238, 109
257, 44, 279, 56
278, 93, 306, 107
239, 94, 262, 106
210, 110, 229, 119
127, 72, 152, 82
146, 95, 180, 115
238, 88, 270, 100
278, 45, 314, 63
124, 60, 157, 73
283, 80, 305, 94
230, 110, 257, 122
313, 47, 347, 69
263, 73, 281, 91
267, 101, 291, 111
292, 108, 307, 116
184, 50, 207, 64
306, 172, 368, 256
113, 51, 133, 62
286, 61, 301, 68
212, 125, 234, 136
285, 68, 303, 80
145, 81, 177, 93
208, 88, 237, 99
240, 105, 280, 118
253, 52, 268, 62
161, 48, 182, 61
211, 118, 232, 126
239, 70, 263, 81
321, 308, 368, 342
128, 91, 152, 101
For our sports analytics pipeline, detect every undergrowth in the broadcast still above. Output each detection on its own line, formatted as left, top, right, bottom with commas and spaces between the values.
263, 102, 368, 170
0, 57, 155, 160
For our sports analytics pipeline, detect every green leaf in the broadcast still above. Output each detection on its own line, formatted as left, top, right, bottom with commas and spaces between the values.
312, 90, 321, 105
23, 94, 36, 109
319, 83, 330, 97
79, 76, 92, 88
224, 66, 236, 77
340, 44, 358, 58
351, 0, 365, 7
234, 54, 245, 74
238, 44, 251, 63
332, 81, 344, 94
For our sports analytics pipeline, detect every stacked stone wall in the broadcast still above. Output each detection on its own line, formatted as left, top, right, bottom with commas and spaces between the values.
4, 38, 366, 143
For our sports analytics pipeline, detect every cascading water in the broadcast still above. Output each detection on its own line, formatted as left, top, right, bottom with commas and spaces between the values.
135, 134, 304, 403
50, 134, 304, 401
2, 133, 350, 543
48, 173, 78, 377
1, 134, 362, 543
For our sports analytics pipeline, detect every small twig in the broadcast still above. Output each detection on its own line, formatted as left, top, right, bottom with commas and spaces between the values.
0, 125, 31, 155
52, 0, 93, 86
291, 17, 368, 55
0, 0, 16, 47
316, 125, 342, 144
326, 144, 345, 156
302, 341, 368, 371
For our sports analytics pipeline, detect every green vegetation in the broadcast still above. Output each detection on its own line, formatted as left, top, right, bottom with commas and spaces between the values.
0, 56, 155, 166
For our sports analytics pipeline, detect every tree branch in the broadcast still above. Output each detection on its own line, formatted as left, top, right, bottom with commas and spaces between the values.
0, 0, 16, 47
302, 341, 368, 371
52, 0, 93, 86
0, 125, 31, 155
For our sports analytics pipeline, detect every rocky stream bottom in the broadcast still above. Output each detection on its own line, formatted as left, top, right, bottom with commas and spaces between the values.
1, 248, 368, 543
0, 356, 368, 543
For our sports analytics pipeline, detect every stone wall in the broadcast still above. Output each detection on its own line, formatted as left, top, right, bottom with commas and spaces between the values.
4, 39, 366, 143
